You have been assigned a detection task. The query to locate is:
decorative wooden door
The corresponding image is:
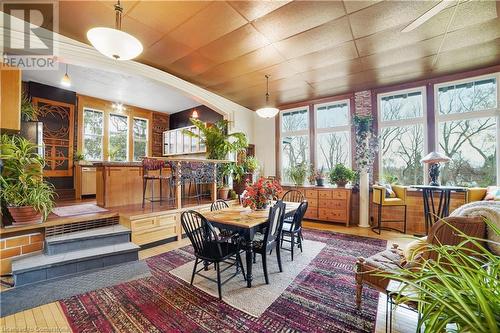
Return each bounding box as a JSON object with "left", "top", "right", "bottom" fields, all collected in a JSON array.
[{"left": 32, "top": 97, "right": 75, "bottom": 177}]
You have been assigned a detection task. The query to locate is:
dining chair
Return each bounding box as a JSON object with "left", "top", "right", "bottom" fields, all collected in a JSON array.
[
  {"left": 180, "top": 210, "right": 246, "bottom": 300},
  {"left": 281, "top": 189, "right": 305, "bottom": 203},
  {"left": 211, "top": 199, "right": 229, "bottom": 211},
  {"left": 281, "top": 201, "right": 308, "bottom": 261},
  {"left": 251, "top": 201, "right": 286, "bottom": 284}
]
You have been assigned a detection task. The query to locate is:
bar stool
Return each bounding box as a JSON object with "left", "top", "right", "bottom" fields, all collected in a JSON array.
[
  {"left": 371, "top": 185, "right": 407, "bottom": 234},
  {"left": 142, "top": 158, "right": 175, "bottom": 208}
]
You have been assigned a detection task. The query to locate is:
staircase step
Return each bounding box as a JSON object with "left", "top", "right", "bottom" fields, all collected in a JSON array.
[
  {"left": 12, "top": 242, "right": 140, "bottom": 286},
  {"left": 45, "top": 225, "right": 131, "bottom": 255}
]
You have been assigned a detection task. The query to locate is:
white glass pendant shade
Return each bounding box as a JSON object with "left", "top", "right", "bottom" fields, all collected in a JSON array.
[
  {"left": 87, "top": 27, "right": 143, "bottom": 61},
  {"left": 256, "top": 106, "right": 279, "bottom": 118},
  {"left": 60, "top": 73, "right": 71, "bottom": 87}
]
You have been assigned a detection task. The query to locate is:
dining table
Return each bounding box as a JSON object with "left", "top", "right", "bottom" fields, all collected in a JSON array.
[{"left": 203, "top": 201, "right": 300, "bottom": 288}]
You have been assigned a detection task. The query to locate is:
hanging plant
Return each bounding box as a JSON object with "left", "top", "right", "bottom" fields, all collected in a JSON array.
[{"left": 353, "top": 114, "right": 378, "bottom": 181}]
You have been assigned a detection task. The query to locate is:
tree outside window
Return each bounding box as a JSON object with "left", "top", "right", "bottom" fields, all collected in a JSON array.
[
  {"left": 83, "top": 108, "right": 104, "bottom": 160},
  {"left": 280, "top": 108, "right": 309, "bottom": 183},
  {"left": 133, "top": 118, "right": 148, "bottom": 161},
  {"left": 109, "top": 114, "right": 128, "bottom": 161},
  {"left": 437, "top": 78, "right": 497, "bottom": 187}
]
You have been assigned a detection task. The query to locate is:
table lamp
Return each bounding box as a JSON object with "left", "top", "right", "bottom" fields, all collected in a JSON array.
[{"left": 421, "top": 152, "right": 451, "bottom": 186}]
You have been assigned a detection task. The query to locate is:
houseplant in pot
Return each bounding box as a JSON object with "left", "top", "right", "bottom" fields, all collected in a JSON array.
[
  {"left": 329, "top": 163, "right": 355, "bottom": 187},
  {"left": 233, "top": 155, "right": 260, "bottom": 194},
  {"left": 0, "top": 134, "right": 55, "bottom": 225},
  {"left": 242, "top": 177, "right": 282, "bottom": 210},
  {"left": 218, "top": 162, "right": 243, "bottom": 200},
  {"left": 286, "top": 162, "right": 308, "bottom": 186},
  {"left": 313, "top": 167, "right": 326, "bottom": 186},
  {"left": 183, "top": 119, "right": 248, "bottom": 160}
]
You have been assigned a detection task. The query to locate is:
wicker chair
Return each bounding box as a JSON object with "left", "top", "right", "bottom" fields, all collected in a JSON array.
[{"left": 355, "top": 215, "right": 486, "bottom": 309}]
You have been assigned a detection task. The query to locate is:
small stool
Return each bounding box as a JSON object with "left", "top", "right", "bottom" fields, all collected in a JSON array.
[
  {"left": 142, "top": 158, "right": 175, "bottom": 208},
  {"left": 371, "top": 185, "right": 407, "bottom": 235}
]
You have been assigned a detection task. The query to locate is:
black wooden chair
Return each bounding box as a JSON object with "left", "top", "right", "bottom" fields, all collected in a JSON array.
[
  {"left": 180, "top": 210, "right": 246, "bottom": 300},
  {"left": 281, "top": 200, "right": 308, "bottom": 261},
  {"left": 210, "top": 199, "right": 229, "bottom": 211},
  {"left": 281, "top": 189, "right": 305, "bottom": 203},
  {"left": 251, "top": 201, "right": 286, "bottom": 284},
  {"left": 210, "top": 199, "right": 237, "bottom": 241}
]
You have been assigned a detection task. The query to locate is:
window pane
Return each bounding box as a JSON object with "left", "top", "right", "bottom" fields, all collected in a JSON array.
[
  {"left": 317, "top": 132, "right": 350, "bottom": 170},
  {"left": 281, "top": 108, "right": 308, "bottom": 132},
  {"left": 316, "top": 103, "right": 349, "bottom": 128},
  {"left": 439, "top": 117, "right": 496, "bottom": 187},
  {"left": 281, "top": 135, "right": 309, "bottom": 182},
  {"left": 83, "top": 109, "right": 103, "bottom": 160},
  {"left": 438, "top": 78, "right": 497, "bottom": 115},
  {"left": 380, "top": 91, "right": 423, "bottom": 121},
  {"left": 133, "top": 118, "right": 147, "bottom": 161},
  {"left": 109, "top": 114, "right": 128, "bottom": 161},
  {"left": 380, "top": 124, "right": 424, "bottom": 185}
]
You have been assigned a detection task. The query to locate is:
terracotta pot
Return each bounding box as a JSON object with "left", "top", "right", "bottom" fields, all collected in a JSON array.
[
  {"left": 218, "top": 187, "right": 230, "bottom": 200},
  {"left": 7, "top": 206, "right": 43, "bottom": 225}
]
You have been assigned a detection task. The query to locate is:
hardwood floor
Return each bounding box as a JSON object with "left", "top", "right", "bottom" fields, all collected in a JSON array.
[{"left": 1, "top": 221, "right": 418, "bottom": 333}]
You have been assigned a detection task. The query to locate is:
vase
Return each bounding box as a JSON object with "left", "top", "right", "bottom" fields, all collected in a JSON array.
[
  {"left": 316, "top": 178, "right": 325, "bottom": 186},
  {"left": 254, "top": 202, "right": 269, "bottom": 211}
]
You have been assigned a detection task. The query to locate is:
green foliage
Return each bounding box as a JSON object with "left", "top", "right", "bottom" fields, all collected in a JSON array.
[
  {"left": 329, "top": 163, "right": 355, "bottom": 184},
  {"left": 382, "top": 173, "right": 399, "bottom": 185},
  {"left": 379, "top": 219, "right": 500, "bottom": 333},
  {"left": 0, "top": 134, "right": 55, "bottom": 220},
  {"left": 220, "top": 162, "right": 245, "bottom": 185},
  {"left": 228, "top": 189, "right": 238, "bottom": 200},
  {"left": 243, "top": 156, "right": 259, "bottom": 173},
  {"left": 286, "top": 162, "right": 308, "bottom": 186},
  {"left": 74, "top": 151, "right": 85, "bottom": 162},
  {"left": 20, "top": 93, "right": 39, "bottom": 121},
  {"left": 183, "top": 119, "right": 248, "bottom": 160}
]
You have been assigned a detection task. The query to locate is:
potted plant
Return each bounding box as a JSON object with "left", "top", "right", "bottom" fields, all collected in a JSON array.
[
  {"left": 183, "top": 119, "right": 248, "bottom": 160},
  {"left": 286, "top": 162, "right": 308, "bottom": 186},
  {"left": 242, "top": 177, "right": 282, "bottom": 210},
  {"left": 233, "top": 155, "right": 260, "bottom": 194},
  {"left": 329, "top": 163, "right": 355, "bottom": 187},
  {"left": 0, "top": 134, "right": 55, "bottom": 225},
  {"left": 313, "top": 167, "right": 326, "bottom": 186}
]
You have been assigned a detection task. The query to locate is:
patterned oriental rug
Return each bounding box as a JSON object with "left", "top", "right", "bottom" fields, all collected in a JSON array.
[{"left": 60, "top": 230, "right": 386, "bottom": 333}]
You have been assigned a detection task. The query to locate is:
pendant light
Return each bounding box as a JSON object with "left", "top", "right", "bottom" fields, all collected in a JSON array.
[
  {"left": 87, "top": 0, "right": 143, "bottom": 61},
  {"left": 60, "top": 64, "right": 71, "bottom": 87},
  {"left": 256, "top": 75, "right": 279, "bottom": 118},
  {"left": 191, "top": 109, "right": 199, "bottom": 119}
]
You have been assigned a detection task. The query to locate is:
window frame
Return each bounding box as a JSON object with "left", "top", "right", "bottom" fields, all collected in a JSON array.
[
  {"left": 434, "top": 73, "right": 500, "bottom": 185},
  {"left": 132, "top": 116, "right": 149, "bottom": 162},
  {"left": 377, "top": 86, "right": 428, "bottom": 183},
  {"left": 82, "top": 107, "right": 104, "bottom": 161},
  {"left": 314, "top": 99, "right": 352, "bottom": 169},
  {"left": 108, "top": 112, "right": 130, "bottom": 162}
]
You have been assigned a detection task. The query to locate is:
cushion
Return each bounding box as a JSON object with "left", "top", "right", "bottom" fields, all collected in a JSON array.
[
  {"left": 385, "top": 184, "right": 396, "bottom": 198},
  {"left": 403, "top": 236, "right": 428, "bottom": 261},
  {"left": 484, "top": 186, "right": 500, "bottom": 201}
]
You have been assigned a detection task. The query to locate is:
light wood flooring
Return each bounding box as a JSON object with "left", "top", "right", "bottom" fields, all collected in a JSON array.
[{"left": 1, "top": 221, "right": 419, "bottom": 333}]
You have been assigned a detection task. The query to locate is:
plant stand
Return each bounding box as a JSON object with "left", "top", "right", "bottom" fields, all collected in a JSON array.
[{"left": 359, "top": 170, "right": 370, "bottom": 228}]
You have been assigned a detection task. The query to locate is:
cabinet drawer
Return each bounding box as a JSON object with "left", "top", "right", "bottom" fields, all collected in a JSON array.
[
  {"left": 318, "top": 208, "right": 347, "bottom": 221},
  {"left": 332, "top": 190, "right": 348, "bottom": 200},
  {"left": 131, "top": 217, "right": 156, "bottom": 231},
  {"left": 156, "top": 214, "right": 176, "bottom": 226},
  {"left": 318, "top": 199, "right": 346, "bottom": 209},
  {"left": 307, "top": 198, "right": 318, "bottom": 208},
  {"left": 318, "top": 191, "right": 332, "bottom": 199},
  {"left": 304, "top": 209, "right": 318, "bottom": 219},
  {"left": 305, "top": 190, "right": 317, "bottom": 199},
  {"left": 132, "top": 225, "right": 177, "bottom": 245}
]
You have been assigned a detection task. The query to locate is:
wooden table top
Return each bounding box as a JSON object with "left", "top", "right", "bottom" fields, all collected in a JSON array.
[{"left": 204, "top": 202, "right": 300, "bottom": 229}]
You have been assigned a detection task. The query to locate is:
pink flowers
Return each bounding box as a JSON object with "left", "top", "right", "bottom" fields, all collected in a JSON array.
[{"left": 242, "top": 177, "right": 282, "bottom": 210}]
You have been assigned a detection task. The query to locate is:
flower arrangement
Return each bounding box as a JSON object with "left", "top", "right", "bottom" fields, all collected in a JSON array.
[
  {"left": 353, "top": 114, "right": 378, "bottom": 175},
  {"left": 242, "top": 177, "right": 282, "bottom": 210}
]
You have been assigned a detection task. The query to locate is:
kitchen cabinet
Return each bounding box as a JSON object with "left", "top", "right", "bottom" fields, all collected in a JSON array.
[{"left": 0, "top": 65, "right": 21, "bottom": 131}]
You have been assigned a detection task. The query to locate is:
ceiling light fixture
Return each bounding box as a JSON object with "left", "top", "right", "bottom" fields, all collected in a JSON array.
[
  {"left": 112, "top": 102, "right": 125, "bottom": 112},
  {"left": 60, "top": 64, "right": 71, "bottom": 87},
  {"left": 87, "top": 0, "right": 143, "bottom": 60},
  {"left": 191, "top": 109, "right": 199, "bottom": 119},
  {"left": 256, "top": 75, "right": 279, "bottom": 118}
]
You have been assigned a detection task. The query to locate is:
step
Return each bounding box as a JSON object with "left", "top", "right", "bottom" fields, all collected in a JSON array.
[
  {"left": 12, "top": 242, "right": 140, "bottom": 286},
  {"left": 45, "top": 225, "right": 131, "bottom": 255}
]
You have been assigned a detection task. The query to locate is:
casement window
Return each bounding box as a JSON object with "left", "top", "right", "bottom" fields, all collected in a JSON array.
[
  {"left": 82, "top": 108, "right": 104, "bottom": 161},
  {"left": 315, "top": 100, "right": 351, "bottom": 171},
  {"left": 377, "top": 88, "right": 427, "bottom": 185},
  {"left": 108, "top": 113, "right": 129, "bottom": 161},
  {"left": 280, "top": 106, "right": 310, "bottom": 183},
  {"left": 133, "top": 117, "right": 148, "bottom": 161},
  {"left": 435, "top": 75, "right": 499, "bottom": 186}
]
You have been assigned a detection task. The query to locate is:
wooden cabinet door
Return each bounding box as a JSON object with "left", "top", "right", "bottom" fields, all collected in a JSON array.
[{"left": 0, "top": 65, "right": 21, "bottom": 131}]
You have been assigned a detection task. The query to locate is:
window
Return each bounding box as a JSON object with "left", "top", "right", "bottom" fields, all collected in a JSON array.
[
  {"left": 280, "top": 107, "right": 309, "bottom": 182},
  {"left": 82, "top": 108, "right": 104, "bottom": 161},
  {"left": 315, "top": 100, "right": 351, "bottom": 170},
  {"left": 109, "top": 114, "right": 129, "bottom": 161},
  {"left": 436, "top": 76, "right": 498, "bottom": 186},
  {"left": 378, "top": 88, "right": 426, "bottom": 185},
  {"left": 133, "top": 117, "right": 148, "bottom": 161}
]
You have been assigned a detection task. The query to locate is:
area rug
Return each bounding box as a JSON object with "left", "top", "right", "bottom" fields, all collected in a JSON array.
[
  {"left": 60, "top": 230, "right": 386, "bottom": 332},
  {"left": 52, "top": 203, "right": 108, "bottom": 217},
  {"left": 0, "top": 260, "right": 150, "bottom": 317},
  {"left": 170, "top": 239, "right": 326, "bottom": 317}
]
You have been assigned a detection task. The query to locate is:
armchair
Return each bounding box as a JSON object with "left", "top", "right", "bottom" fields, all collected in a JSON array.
[
  {"left": 371, "top": 185, "right": 407, "bottom": 234},
  {"left": 466, "top": 187, "right": 487, "bottom": 203}
]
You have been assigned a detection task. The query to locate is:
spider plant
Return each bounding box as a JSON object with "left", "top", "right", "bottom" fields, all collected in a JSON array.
[
  {"left": 183, "top": 119, "right": 248, "bottom": 160},
  {"left": 380, "top": 218, "right": 500, "bottom": 333},
  {"left": 21, "top": 93, "right": 39, "bottom": 121}
]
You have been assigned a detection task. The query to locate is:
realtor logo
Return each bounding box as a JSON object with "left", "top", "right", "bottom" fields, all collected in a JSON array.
[{"left": 1, "top": 1, "right": 59, "bottom": 70}]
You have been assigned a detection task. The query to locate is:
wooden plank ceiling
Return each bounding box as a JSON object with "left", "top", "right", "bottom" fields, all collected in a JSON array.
[{"left": 59, "top": 1, "right": 500, "bottom": 110}]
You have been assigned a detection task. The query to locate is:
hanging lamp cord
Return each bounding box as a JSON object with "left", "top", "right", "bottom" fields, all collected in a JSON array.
[
  {"left": 265, "top": 75, "right": 270, "bottom": 103},
  {"left": 114, "top": 0, "right": 123, "bottom": 30}
]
